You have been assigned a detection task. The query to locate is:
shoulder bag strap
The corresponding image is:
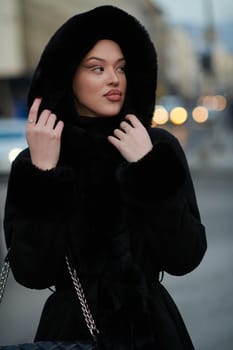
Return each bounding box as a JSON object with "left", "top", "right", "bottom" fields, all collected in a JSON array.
[
  {"left": 0, "top": 251, "right": 99, "bottom": 341},
  {"left": 0, "top": 255, "right": 10, "bottom": 305},
  {"left": 65, "top": 256, "right": 99, "bottom": 339}
]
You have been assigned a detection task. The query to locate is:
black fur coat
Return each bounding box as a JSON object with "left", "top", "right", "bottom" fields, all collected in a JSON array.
[{"left": 4, "top": 6, "right": 207, "bottom": 349}]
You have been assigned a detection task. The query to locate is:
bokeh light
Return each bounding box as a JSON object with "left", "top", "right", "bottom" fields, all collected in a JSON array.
[
  {"left": 192, "top": 106, "right": 209, "bottom": 123},
  {"left": 8, "top": 148, "right": 22, "bottom": 163},
  {"left": 170, "top": 107, "right": 188, "bottom": 125},
  {"left": 152, "top": 105, "right": 169, "bottom": 126},
  {"left": 197, "top": 95, "right": 227, "bottom": 111}
]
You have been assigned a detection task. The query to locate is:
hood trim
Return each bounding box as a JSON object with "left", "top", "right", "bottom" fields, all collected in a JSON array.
[{"left": 28, "top": 5, "right": 158, "bottom": 127}]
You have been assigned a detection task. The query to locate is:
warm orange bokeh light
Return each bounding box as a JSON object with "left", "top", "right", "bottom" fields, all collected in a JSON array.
[
  {"left": 170, "top": 107, "right": 188, "bottom": 125},
  {"left": 197, "top": 95, "right": 227, "bottom": 111},
  {"left": 192, "top": 106, "right": 209, "bottom": 123},
  {"left": 215, "top": 95, "right": 227, "bottom": 111},
  {"left": 152, "top": 106, "right": 169, "bottom": 126}
]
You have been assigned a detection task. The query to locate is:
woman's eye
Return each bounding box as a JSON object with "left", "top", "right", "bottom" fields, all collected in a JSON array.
[
  {"left": 88, "top": 65, "right": 125, "bottom": 73},
  {"left": 92, "top": 66, "right": 104, "bottom": 73},
  {"left": 117, "top": 66, "right": 126, "bottom": 73}
]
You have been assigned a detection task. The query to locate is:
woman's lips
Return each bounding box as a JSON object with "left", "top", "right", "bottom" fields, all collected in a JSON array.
[{"left": 104, "top": 90, "right": 122, "bottom": 102}]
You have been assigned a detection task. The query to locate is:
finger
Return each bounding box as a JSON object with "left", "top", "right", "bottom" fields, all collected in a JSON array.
[
  {"left": 28, "top": 97, "right": 42, "bottom": 124},
  {"left": 54, "top": 120, "right": 64, "bottom": 137},
  {"left": 46, "top": 113, "right": 57, "bottom": 130},
  {"left": 36, "top": 109, "right": 52, "bottom": 126},
  {"left": 113, "top": 128, "right": 126, "bottom": 140},
  {"left": 120, "top": 121, "right": 133, "bottom": 133},
  {"left": 107, "top": 135, "right": 121, "bottom": 148},
  {"left": 125, "top": 114, "right": 142, "bottom": 127}
]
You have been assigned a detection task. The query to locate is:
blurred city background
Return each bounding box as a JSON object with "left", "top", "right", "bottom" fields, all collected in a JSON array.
[{"left": 0, "top": 0, "right": 232, "bottom": 348}]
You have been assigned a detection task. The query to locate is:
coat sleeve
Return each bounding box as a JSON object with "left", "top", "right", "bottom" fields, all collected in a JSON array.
[
  {"left": 116, "top": 128, "right": 207, "bottom": 276},
  {"left": 3, "top": 148, "right": 75, "bottom": 289}
]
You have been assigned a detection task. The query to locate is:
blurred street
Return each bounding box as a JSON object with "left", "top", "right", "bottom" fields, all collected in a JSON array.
[{"left": 0, "top": 165, "right": 233, "bottom": 349}]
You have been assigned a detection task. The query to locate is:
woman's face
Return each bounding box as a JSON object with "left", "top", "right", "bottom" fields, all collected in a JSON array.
[{"left": 72, "top": 39, "right": 127, "bottom": 117}]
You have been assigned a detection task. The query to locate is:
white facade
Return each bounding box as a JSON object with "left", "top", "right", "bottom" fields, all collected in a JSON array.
[{"left": 0, "top": 0, "right": 25, "bottom": 76}]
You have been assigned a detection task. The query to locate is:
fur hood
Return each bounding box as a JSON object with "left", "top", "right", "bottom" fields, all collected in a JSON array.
[{"left": 27, "top": 5, "right": 158, "bottom": 127}]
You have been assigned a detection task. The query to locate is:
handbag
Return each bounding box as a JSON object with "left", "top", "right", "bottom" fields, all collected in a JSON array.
[{"left": 0, "top": 252, "right": 101, "bottom": 350}]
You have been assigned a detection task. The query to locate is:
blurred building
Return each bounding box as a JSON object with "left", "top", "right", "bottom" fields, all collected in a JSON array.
[
  {"left": 214, "top": 47, "right": 233, "bottom": 95},
  {"left": 164, "top": 27, "right": 200, "bottom": 99}
]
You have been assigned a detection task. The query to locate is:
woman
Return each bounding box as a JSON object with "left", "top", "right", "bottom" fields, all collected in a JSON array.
[{"left": 4, "top": 5, "right": 207, "bottom": 349}]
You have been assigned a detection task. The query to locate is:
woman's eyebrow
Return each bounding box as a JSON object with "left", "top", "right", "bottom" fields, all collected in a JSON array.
[{"left": 85, "top": 57, "right": 125, "bottom": 62}]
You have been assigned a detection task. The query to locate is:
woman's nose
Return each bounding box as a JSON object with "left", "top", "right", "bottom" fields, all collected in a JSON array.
[{"left": 107, "top": 68, "right": 119, "bottom": 85}]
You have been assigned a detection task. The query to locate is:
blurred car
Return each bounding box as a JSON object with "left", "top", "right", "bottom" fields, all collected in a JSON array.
[{"left": 0, "top": 118, "right": 27, "bottom": 174}]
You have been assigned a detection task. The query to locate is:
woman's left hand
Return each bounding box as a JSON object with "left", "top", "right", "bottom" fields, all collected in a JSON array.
[{"left": 108, "top": 114, "right": 153, "bottom": 162}]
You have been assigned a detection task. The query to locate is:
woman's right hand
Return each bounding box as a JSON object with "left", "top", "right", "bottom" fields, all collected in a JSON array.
[{"left": 26, "top": 97, "right": 64, "bottom": 170}]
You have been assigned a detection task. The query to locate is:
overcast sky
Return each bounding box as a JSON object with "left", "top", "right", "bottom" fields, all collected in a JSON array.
[{"left": 155, "top": 0, "right": 233, "bottom": 25}]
